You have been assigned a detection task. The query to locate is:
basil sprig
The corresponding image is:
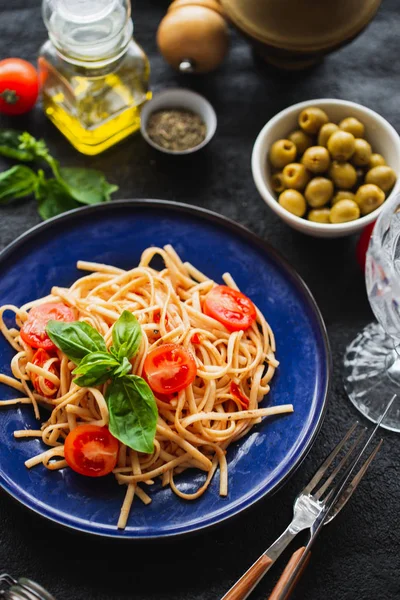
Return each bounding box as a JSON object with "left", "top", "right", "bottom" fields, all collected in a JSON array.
[
  {"left": 0, "top": 130, "right": 118, "bottom": 220},
  {"left": 73, "top": 351, "right": 120, "bottom": 387},
  {"left": 112, "top": 356, "right": 133, "bottom": 378},
  {"left": 46, "top": 311, "right": 157, "bottom": 453}
]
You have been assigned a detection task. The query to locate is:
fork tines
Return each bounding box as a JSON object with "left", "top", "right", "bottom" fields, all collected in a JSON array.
[{"left": 302, "top": 422, "right": 382, "bottom": 511}]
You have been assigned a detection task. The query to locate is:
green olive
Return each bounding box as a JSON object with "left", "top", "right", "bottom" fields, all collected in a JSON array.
[
  {"left": 351, "top": 138, "right": 372, "bottom": 167},
  {"left": 308, "top": 208, "right": 331, "bottom": 223},
  {"left": 339, "top": 117, "right": 365, "bottom": 138},
  {"left": 369, "top": 153, "right": 386, "bottom": 169},
  {"left": 269, "top": 139, "right": 297, "bottom": 169},
  {"left": 327, "top": 131, "right": 355, "bottom": 161},
  {"left": 329, "top": 199, "right": 360, "bottom": 223},
  {"left": 288, "top": 130, "right": 313, "bottom": 155},
  {"left": 282, "top": 163, "right": 310, "bottom": 190},
  {"left": 355, "top": 184, "right": 385, "bottom": 216},
  {"left": 298, "top": 107, "right": 329, "bottom": 134},
  {"left": 278, "top": 189, "right": 306, "bottom": 217},
  {"left": 271, "top": 172, "right": 286, "bottom": 193},
  {"left": 305, "top": 177, "right": 334, "bottom": 207},
  {"left": 271, "top": 171, "right": 286, "bottom": 194},
  {"left": 329, "top": 161, "right": 357, "bottom": 189},
  {"left": 318, "top": 123, "right": 339, "bottom": 147},
  {"left": 301, "top": 146, "right": 331, "bottom": 173},
  {"left": 365, "top": 166, "right": 397, "bottom": 193},
  {"left": 332, "top": 191, "right": 356, "bottom": 205}
]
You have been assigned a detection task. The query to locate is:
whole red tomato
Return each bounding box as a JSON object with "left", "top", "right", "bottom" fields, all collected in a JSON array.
[
  {"left": 356, "top": 221, "right": 376, "bottom": 270},
  {"left": 0, "top": 58, "right": 39, "bottom": 115}
]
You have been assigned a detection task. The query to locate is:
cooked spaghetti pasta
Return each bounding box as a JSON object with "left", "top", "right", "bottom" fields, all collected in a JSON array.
[{"left": 0, "top": 245, "right": 293, "bottom": 529}]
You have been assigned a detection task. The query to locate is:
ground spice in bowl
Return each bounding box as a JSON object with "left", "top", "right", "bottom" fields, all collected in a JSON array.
[{"left": 146, "top": 108, "right": 207, "bottom": 152}]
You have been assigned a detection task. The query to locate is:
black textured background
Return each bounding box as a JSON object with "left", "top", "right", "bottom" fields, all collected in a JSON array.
[{"left": 0, "top": 1, "right": 399, "bottom": 599}]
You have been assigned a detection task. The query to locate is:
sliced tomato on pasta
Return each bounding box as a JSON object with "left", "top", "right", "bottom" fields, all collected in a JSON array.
[
  {"left": 203, "top": 285, "right": 257, "bottom": 332},
  {"left": 154, "top": 309, "right": 169, "bottom": 325},
  {"left": 230, "top": 382, "right": 250, "bottom": 409},
  {"left": 30, "top": 348, "right": 59, "bottom": 397},
  {"left": 143, "top": 343, "right": 197, "bottom": 395},
  {"left": 64, "top": 425, "right": 119, "bottom": 477},
  {"left": 20, "top": 303, "right": 75, "bottom": 350}
]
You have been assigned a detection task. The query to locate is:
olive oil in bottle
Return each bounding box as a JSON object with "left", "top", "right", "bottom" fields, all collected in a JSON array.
[{"left": 39, "top": 0, "right": 151, "bottom": 155}]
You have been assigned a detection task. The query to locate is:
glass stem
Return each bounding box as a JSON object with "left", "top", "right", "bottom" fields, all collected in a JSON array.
[{"left": 385, "top": 344, "right": 400, "bottom": 386}]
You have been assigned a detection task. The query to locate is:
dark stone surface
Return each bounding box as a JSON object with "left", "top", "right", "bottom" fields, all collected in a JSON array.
[{"left": 0, "top": 1, "right": 399, "bottom": 599}]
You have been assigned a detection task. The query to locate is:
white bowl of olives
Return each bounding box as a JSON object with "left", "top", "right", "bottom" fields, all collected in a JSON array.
[{"left": 252, "top": 99, "right": 400, "bottom": 237}]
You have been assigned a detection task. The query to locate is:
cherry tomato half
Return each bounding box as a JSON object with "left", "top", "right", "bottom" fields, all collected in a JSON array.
[
  {"left": 20, "top": 303, "right": 75, "bottom": 350},
  {"left": 143, "top": 343, "right": 197, "bottom": 395},
  {"left": 30, "top": 348, "right": 59, "bottom": 397},
  {"left": 356, "top": 221, "right": 376, "bottom": 271},
  {"left": 141, "top": 371, "right": 176, "bottom": 404},
  {"left": 64, "top": 425, "right": 119, "bottom": 478},
  {"left": 203, "top": 285, "right": 257, "bottom": 332},
  {"left": 0, "top": 58, "right": 39, "bottom": 115}
]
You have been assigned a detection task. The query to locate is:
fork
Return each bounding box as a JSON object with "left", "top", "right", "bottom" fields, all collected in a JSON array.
[
  {"left": 0, "top": 573, "right": 56, "bottom": 599},
  {"left": 221, "top": 422, "right": 382, "bottom": 600}
]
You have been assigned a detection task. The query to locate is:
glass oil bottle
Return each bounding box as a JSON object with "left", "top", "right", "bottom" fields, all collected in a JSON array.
[{"left": 39, "top": 0, "right": 151, "bottom": 155}]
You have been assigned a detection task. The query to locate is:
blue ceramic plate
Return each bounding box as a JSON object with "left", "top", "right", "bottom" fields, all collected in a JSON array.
[{"left": 0, "top": 200, "right": 330, "bottom": 539}]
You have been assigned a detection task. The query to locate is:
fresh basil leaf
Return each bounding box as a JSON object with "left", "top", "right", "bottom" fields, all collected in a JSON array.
[
  {"left": 102, "top": 180, "right": 119, "bottom": 200},
  {"left": 18, "top": 132, "right": 53, "bottom": 162},
  {"left": 35, "top": 178, "right": 80, "bottom": 220},
  {"left": 111, "top": 310, "right": 142, "bottom": 361},
  {"left": 0, "top": 129, "right": 36, "bottom": 161},
  {"left": 106, "top": 375, "right": 157, "bottom": 454},
  {"left": 72, "top": 351, "right": 120, "bottom": 387},
  {"left": 112, "top": 356, "right": 132, "bottom": 378},
  {"left": 46, "top": 320, "right": 107, "bottom": 365},
  {"left": 0, "top": 165, "right": 38, "bottom": 204},
  {"left": 110, "top": 347, "right": 119, "bottom": 360},
  {"left": 59, "top": 167, "right": 118, "bottom": 205}
]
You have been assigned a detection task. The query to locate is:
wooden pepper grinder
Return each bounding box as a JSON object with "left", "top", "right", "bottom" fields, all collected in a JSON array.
[{"left": 157, "top": 0, "right": 230, "bottom": 73}]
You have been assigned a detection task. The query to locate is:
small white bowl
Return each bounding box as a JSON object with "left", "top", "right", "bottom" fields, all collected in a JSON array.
[
  {"left": 252, "top": 99, "right": 400, "bottom": 238},
  {"left": 140, "top": 88, "right": 217, "bottom": 155}
]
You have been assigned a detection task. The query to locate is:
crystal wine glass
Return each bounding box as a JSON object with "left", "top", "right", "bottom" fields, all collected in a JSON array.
[{"left": 344, "top": 192, "right": 400, "bottom": 432}]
